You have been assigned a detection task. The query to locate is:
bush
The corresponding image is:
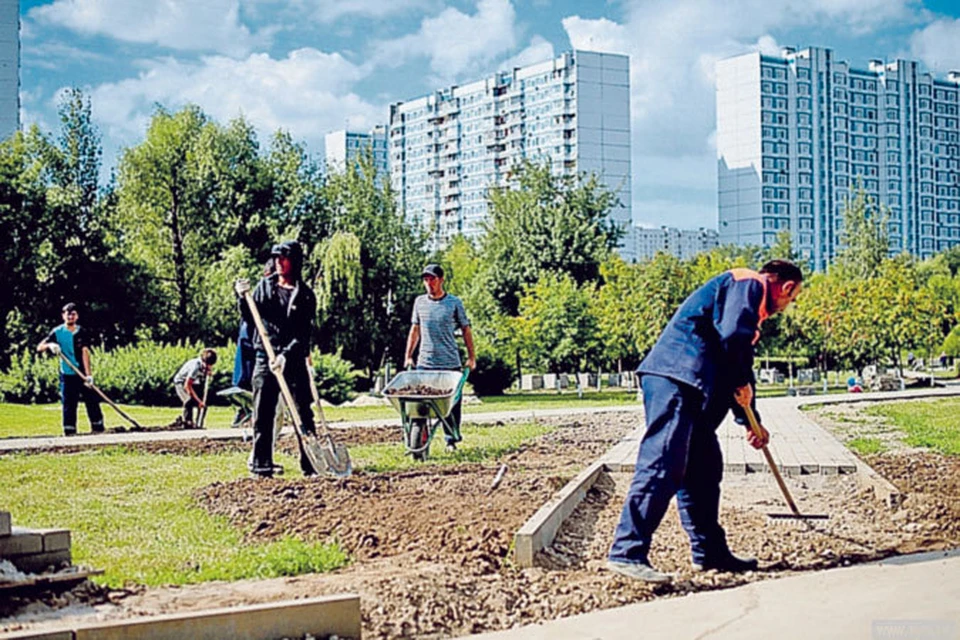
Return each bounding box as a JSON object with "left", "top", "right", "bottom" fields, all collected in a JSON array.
[
  {"left": 0, "top": 350, "right": 59, "bottom": 403},
  {"left": 310, "top": 348, "right": 362, "bottom": 405},
  {"left": 470, "top": 353, "right": 516, "bottom": 396}
]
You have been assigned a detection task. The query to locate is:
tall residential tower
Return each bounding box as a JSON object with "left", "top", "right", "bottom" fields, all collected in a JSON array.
[
  {"left": 323, "top": 125, "right": 388, "bottom": 178},
  {"left": 389, "top": 50, "right": 633, "bottom": 259},
  {"left": 0, "top": 0, "right": 18, "bottom": 140},
  {"left": 718, "top": 46, "right": 960, "bottom": 269}
]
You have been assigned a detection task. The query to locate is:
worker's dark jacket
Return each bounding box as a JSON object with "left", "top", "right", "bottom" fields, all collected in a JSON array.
[
  {"left": 637, "top": 268, "right": 769, "bottom": 423},
  {"left": 239, "top": 275, "right": 316, "bottom": 361}
]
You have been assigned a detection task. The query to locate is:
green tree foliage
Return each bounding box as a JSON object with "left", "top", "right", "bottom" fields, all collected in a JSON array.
[
  {"left": 318, "top": 153, "right": 426, "bottom": 375},
  {"left": 481, "top": 162, "right": 622, "bottom": 315},
  {"left": 513, "top": 272, "right": 600, "bottom": 373},
  {"left": 834, "top": 187, "right": 890, "bottom": 279}
]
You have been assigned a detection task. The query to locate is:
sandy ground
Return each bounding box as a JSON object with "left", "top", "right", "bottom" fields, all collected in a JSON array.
[{"left": 2, "top": 409, "right": 960, "bottom": 639}]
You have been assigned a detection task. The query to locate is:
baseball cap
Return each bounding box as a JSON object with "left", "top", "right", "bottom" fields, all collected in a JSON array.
[
  {"left": 62, "top": 303, "right": 78, "bottom": 313},
  {"left": 422, "top": 264, "right": 444, "bottom": 278}
]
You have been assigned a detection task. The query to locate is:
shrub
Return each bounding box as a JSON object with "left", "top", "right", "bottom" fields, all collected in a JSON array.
[
  {"left": 0, "top": 350, "right": 59, "bottom": 403},
  {"left": 310, "top": 348, "right": 362, "bottom": 405},
  {"left": 470, "top": 353, "right": 516, "bottom": 396}
]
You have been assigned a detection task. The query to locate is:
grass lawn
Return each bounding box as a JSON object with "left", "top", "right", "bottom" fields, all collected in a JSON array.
[
  {"left": 862, "top": 398, "right": 960, "bottom": 455},
  {"left": 0, "top": 390, "right": 639, "bottom": 438},
  {"left": 0, "top": 421, "right": 554, "bottom": 587}
]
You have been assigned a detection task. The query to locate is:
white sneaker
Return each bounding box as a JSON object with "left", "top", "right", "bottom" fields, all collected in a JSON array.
[{"left": 606, "top": 560, "right": 673, "bottom": 583}]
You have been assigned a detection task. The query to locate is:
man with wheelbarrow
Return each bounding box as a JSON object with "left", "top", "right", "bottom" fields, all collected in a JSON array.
[
  {"left": 404, "top": 263, "right": 476, "bottom": 452},
  {"left": 235, "top": 240, "right": 317, "bottom": 478}
]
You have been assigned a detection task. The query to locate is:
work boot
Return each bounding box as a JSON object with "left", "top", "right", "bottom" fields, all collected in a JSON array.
[
  {"left": 605, "top": 560, "right": 673, "bottom": 583},
  {"left": 445, "top": 440, "right": 457, "bottom": 453},
  {"left": 63, "top": 426, "right": 77, "bottom": 437},
  {"left": 693, "top": 553, "right": 758, "bottom": 573},
  {"left": 91, "top": 422, "right": 105, "bottom": 434}
]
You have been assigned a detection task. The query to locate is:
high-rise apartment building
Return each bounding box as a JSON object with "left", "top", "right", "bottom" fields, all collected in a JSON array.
[
  {"left": 718, "top": 46, "right": 960, "bottom": 270},
  {"left": 324, "top": 126, "right": 388, "bottom": 178},
  {"left": 0, "top": 0, "right": 18, "bottom": 141},
  {"left": 388, "top": 50, "right": 632, "bottom": 259},
  {"left": 633, "top": 226, "right": 719, "bottom": 262}
]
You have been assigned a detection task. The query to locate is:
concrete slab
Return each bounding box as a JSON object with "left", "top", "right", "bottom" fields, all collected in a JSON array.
[
  {"left": 467, "top": 552, "right": 960, "bottom": 640},
  {"left": 72, "top": 594, "right": 360, "bottom": 640},
  {"left": 0, "top": 630, "right": 74, "bottom": 640},
  {"left": 0, "top": 511, "right": 10, "bottom": 537},
  {"left": 6, "top": 549, "right": 71, "bottom": 574},
  {"left": 36, "top": 529, "right": 71, "bottom": 553},
  {"left": 0, "top": 528, "right": 43, "bottom": 556},
  {"left": 514, "top": 461, "right": 605, "bottom": 567}
]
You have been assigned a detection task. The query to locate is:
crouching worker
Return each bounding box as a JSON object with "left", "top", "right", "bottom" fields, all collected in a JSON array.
[
  {"left": 37, "top": 302, "right": 105, "bottom": 436},
  {"left": 173, "top": 348, "right": 217, "bottom": 427}
]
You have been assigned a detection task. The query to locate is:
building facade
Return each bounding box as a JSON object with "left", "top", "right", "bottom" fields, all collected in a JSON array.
[
  {"left": 718, "top": 46, "right": 960, "bottom": 270},
  {"left": 324, "top": 126, "right": 388, "bottom": 178},
  {"left": 0, "top": 0, "right": 18, "bottom": 141},
  {"left": 633, "top": 226, "right": 719, "bottom": 262},
  {"left": 388, "top": 50, "right": 633, "bottom": 259}
]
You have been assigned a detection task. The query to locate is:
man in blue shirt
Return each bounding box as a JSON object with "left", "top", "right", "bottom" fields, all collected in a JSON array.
[
  {"left": 37, "top": 303, "right": 104, "bottom": 436},
  {"left": 404, "top": 263, "right": 476, "bottom": 451},
  {"left": 607, "top": 260, "right": 803, "bottom": 583}
]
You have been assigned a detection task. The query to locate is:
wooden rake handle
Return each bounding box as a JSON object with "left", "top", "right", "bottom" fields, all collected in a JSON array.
[{"left": 743, "top": 403, "right": 801, "bottom": 517}]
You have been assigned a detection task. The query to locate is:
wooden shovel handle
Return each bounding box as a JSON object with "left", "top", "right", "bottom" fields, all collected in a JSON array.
[{"left": 743, "top": 403, "right": 801, "bottom": 516}]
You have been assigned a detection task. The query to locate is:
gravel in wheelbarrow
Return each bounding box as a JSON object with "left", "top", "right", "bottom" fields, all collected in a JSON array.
[{"left": 383, "top": 384, "right": 448, "bottom": 396}]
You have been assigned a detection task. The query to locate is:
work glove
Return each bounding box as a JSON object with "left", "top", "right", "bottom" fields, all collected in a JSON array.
[
  {"left": 270, "top": 354, "right": 286, "bottom": 374},
  {"left": 47, "top": 343, "right": 61, "bottom": 355},
  {"left": 234, "top": 278, "right": 251, "bottom": 297},
  {"left": 84, "top": 375, "right": 95, "bottom": 388}
]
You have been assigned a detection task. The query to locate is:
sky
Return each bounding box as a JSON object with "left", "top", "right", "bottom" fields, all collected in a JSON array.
[{"left": 16, "top": 0, "right": 960, "bottom": 230}]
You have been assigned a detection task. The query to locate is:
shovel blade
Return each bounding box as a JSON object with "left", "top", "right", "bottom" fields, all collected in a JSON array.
[{"left": 302, "top": 433, "right": 352, "bottom": 477}]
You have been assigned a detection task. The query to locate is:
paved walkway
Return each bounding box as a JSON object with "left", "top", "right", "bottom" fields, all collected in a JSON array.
[
  {"left": 602, "top": 386, "right": 960, "bottom": 476},
  {"left": 468, "top": 550, "right": 960, "bottom": 640}
]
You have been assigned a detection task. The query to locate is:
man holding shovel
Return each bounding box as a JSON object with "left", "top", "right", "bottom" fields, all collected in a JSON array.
[
  {"left": 37, "top": 303, "right": 104, "bottom": 436},
  {"left": 607, "top": 260, "right": 803, "bottom": 583},
  {"left": 236, "top": 240, "right": 317, "bottom": 478}
]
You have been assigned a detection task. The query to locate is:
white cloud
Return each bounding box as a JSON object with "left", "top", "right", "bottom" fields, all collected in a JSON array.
[
  {"left": 84, "top": 49, "right": 383, "bottom": 153},
  {"left": 372, "top": 0, "right": 519, "bottom": 81},
  {"left": 909, "top": 18, "right": 960, "bottom": 74},
  {"left": 498, "top": 35, "right": 554, "bottom": 72},
  {"left": 29, "top": 0, "right": 268, "bottom": 57},
  {"left": 296, "top": 0, "right": 436, "bottom": 23},
  {"left": 562, "top": 0, "right": 921, "bottom": 228}
]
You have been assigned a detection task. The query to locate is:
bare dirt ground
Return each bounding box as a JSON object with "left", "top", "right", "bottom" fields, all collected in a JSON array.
[{"left": 3, "top": 409, "right": 960, "bottom": 639}]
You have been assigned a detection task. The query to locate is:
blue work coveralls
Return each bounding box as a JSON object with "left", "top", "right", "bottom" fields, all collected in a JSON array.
[{"left": 609, "top": 269, "right": 768, "bottom": 566}]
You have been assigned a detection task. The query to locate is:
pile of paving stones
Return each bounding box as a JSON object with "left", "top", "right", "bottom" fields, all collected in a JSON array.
[{"left": 0, "top": 510, "right": 71, "bottom": 575}]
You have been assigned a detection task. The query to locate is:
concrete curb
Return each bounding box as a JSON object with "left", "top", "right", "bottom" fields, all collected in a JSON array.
[
  {"left": 0, "top": 594, "right": 361, "bottom": 640},
  {"left": 514, "top": 460, "right": 606, "bottom": 567}
]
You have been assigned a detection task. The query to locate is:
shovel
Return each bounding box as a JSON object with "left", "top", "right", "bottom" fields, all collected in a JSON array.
[
  {"left": 305, "top": 357, "right": 352, "bottom": 477},
  {"left": 744, "top": 404, "right": 828, "bottom": 521},
  {"left": 56, "top": 352, "right": 142, "bottom": 429},
  {"left": 196, "top": 370, "right": 211, "bottom": 429},
  {"left": 241, "top": 289, "right": 337, "bottom": 477}
]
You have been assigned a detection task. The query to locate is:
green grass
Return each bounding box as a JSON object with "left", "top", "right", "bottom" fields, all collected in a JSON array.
[
  {"left": 1, "top": 390, "right": 638, "bottom": 438},
  {"left": 0, "top": 420, "right": 553, "bottom": 587},
  {"left": 0, "top": 447, "right": 346, "bottom": 587},
  {"left": 846, "top": 437, "right": 887, "bottom": 456},
  {"left": 862, "top": 399, "right": 960, "bottom": 455}
]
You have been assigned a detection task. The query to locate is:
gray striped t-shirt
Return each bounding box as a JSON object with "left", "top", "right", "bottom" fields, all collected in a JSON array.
[{"left": 411, "top": 293, "right": 470, "bottom": 370}]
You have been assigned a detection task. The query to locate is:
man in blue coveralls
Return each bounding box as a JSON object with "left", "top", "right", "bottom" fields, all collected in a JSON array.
[{"left": 607, "top": 260, "right": 803, "bottom": 583}]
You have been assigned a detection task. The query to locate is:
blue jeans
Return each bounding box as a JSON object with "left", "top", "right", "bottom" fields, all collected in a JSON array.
[
  {"left": 415, "top": 366, "right": 462, "bottom": 444},
  {"left": 608, "top": 374, "right": 731, "bottom": 566}
]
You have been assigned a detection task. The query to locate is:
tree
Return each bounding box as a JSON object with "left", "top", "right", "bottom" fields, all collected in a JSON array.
[
  {"left": 480, "top": 162, "right": 622, "bottom": 315},
  {"left": 833, "top": 186, "right": 890, "bottom": 279},
  {"left": 513, "top": 272, "right": 600, "bottom": 373}
]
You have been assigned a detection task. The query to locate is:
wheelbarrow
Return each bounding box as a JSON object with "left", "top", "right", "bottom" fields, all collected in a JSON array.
[{"left": 383, "top": 368, "right": 469, "bottom": 461}]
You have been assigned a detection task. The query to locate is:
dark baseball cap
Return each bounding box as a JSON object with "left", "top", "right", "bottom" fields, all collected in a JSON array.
[
  {"left": 62, "top": 303, "right": 78, "bottom": 313},
  {"left": 422, "top": 264, "right": 444, "bottom": 278}
]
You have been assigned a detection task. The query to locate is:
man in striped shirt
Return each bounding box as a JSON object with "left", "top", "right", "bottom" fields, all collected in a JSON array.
[{"left": 404, "top": 263, "right": 476, "bottom": 451}]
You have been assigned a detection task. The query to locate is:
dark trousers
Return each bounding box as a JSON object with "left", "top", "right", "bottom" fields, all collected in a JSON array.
[
  {"left": 60, "top": 373, "right": 104, "bottom": 434},
  {"left": 415, "top": 366, "right": 462, "bottom": 444},
  {"left": 182, "top": 397, "right": 199, "bottom": 424},
  {"left": 608, "top": 374, "right": 731, "bottom": 566},
  {"left": 251, "top": 355, "right": 314, "bottom": 476}
]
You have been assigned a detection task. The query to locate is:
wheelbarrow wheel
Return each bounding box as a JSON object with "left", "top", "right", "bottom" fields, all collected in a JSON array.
[{"left": 409, "top": 418, "right": 429, "bottom": 462}]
